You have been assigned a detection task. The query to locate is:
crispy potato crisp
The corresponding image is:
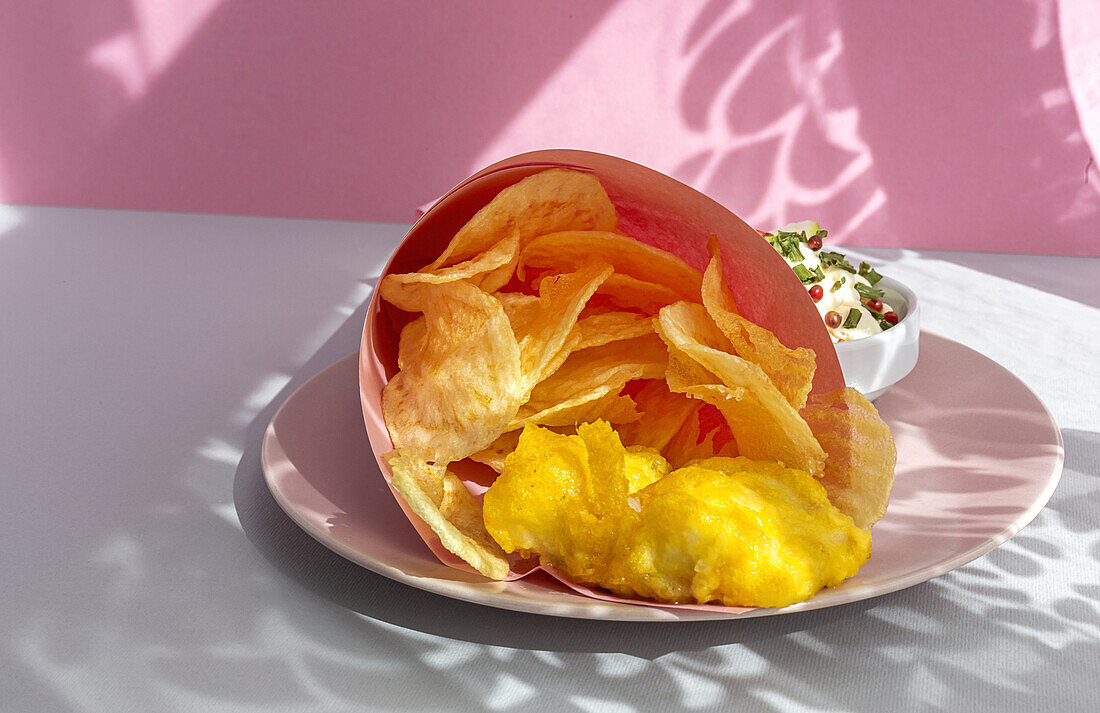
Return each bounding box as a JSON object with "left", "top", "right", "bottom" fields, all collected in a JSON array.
[
  {"left": 519, "top": 230, "right": 703, "bottom": 302},
  {"left": 379, "top": 278, "right": 524, "bottom": 462},
  {"left": 426, "top": 168, "right": 618, "bottom": 271},
  {"left": 702, "top": 237, "right": 817, "bottom": 410},
  {"left": 662, "top": 403, "right": 740, "bottom": 469},
  {"left": 802, "top": 387, "right": 897, "bottom": 528},
  {"left": 616, "top": 380, "right": 698, "bottom": 454},
  {"left": 592, "top": 273, "right": 682, "bottom": 314},
  {"left": 510, "top": 263, "right": 613, "bottom": 388},
  {"left": 387, "top": 451, "right": 510, "bottom": 579},
  {"left": 656, "top": 302, "right": 827, "bottom": 477}
]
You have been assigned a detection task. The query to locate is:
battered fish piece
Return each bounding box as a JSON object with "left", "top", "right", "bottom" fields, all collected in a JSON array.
[
  {"left": 483, "top": 422, "right": 871, "bottom": 608},
  {"left": 623, "top": 445, "right": 669, "bottom": 493},
  {"left": 482, "top": 421, "right": 634, "bottom": 581},
  {"left": 606, "top": 458, "right": 871, "bottom": 607}
]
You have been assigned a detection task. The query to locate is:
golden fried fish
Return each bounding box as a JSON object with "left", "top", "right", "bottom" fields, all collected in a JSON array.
[
  {"left": 483, "top": 422, "right": 870, "bottom": 608},
  {"left": 607, "top": 457, "right": 871, "bottom": 608}
]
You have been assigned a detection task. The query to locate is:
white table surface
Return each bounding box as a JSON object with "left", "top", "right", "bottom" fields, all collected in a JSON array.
[{"left": 2, "top": 204, "right": 1098, "bottom": 712}]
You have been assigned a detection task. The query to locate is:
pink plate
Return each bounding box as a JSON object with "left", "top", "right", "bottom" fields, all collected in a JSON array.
[{"left": 260, "top": 331, "right": 1064, "bottom": 621}]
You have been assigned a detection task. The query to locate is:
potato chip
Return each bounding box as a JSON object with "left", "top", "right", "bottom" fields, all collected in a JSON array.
[
  {"left": 656, "top": 302, "right": 826, "bottom": 477},
  {"left": 510, "top": 390, "right": 640, "bottom": 430},
  {"left": 396, "top": 316, "right": 426, "bottom": 372},
  {"left": 380, "top": 279, "right": 525, "bottom": 463},
  {"left": 615, "top": 380, "right": 698, "bottom": 453},
  {"left": 495, "top": 291, "right": 540, "bottom": 331},
  {"left": 801, "top": 387, "right": 897, "bottom": 528},
  {"left": 702, "top": 237, "right": 817, "bottom": 410},
  {"left": 371, "top": 159, "right": 892, "bottom": 599},
  {"left": 475, "top": 257, "right": 521, "bottom": 295},
  {"left": 518, "top": 231, "right": 703, "bottom": 302},
  {"left": 425, "top": 168, "right": 618, "bottom": 271},
  {"left": 468, "top": 429, "right": 523, "bottom": 473},
  {"left": 512, "top": 263, "right": 613, "bottom": 388},
  {"left": 694, "top": 403, "right": 738, "bottom": 454},
  {"left": 380, "top": 233, "right": 521, "bottom": 310},
  {"left": 566, "top": 310, "right": 655, "bottom": 352},
  {"left": 595, "top": 273, "right": 683, "bottom": 314},
  {"left": 509, "top": 334, "right": 668, "bottom": 430},
  {"left": 387, "top": 451, "right": 509, "bottom": 579},
  {"left": 525, "top": 310, "right": 655, "bottom": 390},
  {"left": 662, "top": 403, "right": 740, "bottom": 468},
  {"left": 537, "top": 271, "right": 682, "bottom": 315}
]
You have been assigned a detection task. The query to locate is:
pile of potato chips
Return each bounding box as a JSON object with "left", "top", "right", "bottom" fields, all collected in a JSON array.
[{"left": 378, "top": 168, "right": 896, "bottom": 604}]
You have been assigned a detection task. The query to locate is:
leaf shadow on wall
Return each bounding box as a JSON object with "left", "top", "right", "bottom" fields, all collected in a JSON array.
[
  {"left": 672, "top": 0, "right": 1099, "bottom": 253},
  {"left": 837, "top": 0, "right": 1098, "bottom": 252}
]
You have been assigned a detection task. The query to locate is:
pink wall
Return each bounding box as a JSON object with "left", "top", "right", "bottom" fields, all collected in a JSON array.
[{"left": 2, "top": 0, "right": 1098, "bottom": 255}]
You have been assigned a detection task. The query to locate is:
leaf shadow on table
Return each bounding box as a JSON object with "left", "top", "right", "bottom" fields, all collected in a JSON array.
[{"left": 233, "top": 291, "right": 1100, "bottom": 711}]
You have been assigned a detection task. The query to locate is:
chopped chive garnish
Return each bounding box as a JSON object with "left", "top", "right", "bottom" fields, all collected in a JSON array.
[
  {"left": 830, "top": 276, "right": 845, "bottom": 292},
  {"left": 867, "top": 308, "right": 884, "bottom": 320},
  {"left": 819, "top": 250, "right": 856, "bottom": 273},
  {"left": 858, "top": 262, "right": 883, "bottom": 285},
  {"left": 792, "top": 264, "right": 815, "bottom": 284},
  {"left": 843, "top": 308, "right": 862, "bottom": 329},
  {"left": 879, "top": 319, "right": 895, "bottom": 331},
  {"left": 817, "top": 229, "right": 828, "bottom": 238},
  {"left": 813, "top": 265, "right": 825, "bottom": 282},
  {"left": 854, "top": 282, "right": 885, "bottom": 300},
  {"left": 777, "top": 230, "right": 807, "bottom": 243},
  {"left": 767, "top": 231, "right": 813, "bottom": 264},
  {"left": 772, "top": 233, "right": 790, "bottom": 257}
]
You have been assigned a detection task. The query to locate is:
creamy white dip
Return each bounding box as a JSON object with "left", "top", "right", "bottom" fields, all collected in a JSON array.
[{"left": 764, "top": 221, "right": 897, "bottom": 343}]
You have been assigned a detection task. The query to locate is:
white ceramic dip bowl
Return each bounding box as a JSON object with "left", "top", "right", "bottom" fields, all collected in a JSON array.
[{"left": 833, "top": 276, "right": 919, "bottom": 401}]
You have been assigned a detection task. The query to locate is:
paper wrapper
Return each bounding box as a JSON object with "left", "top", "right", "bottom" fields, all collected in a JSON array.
[{"left": 359, "top": 150, "right": 845, "bottom": 611}]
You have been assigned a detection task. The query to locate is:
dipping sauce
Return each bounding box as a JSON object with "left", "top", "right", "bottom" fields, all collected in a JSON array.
[{"left": 762, "top": 221, "right": 898, "bottom": 343}]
